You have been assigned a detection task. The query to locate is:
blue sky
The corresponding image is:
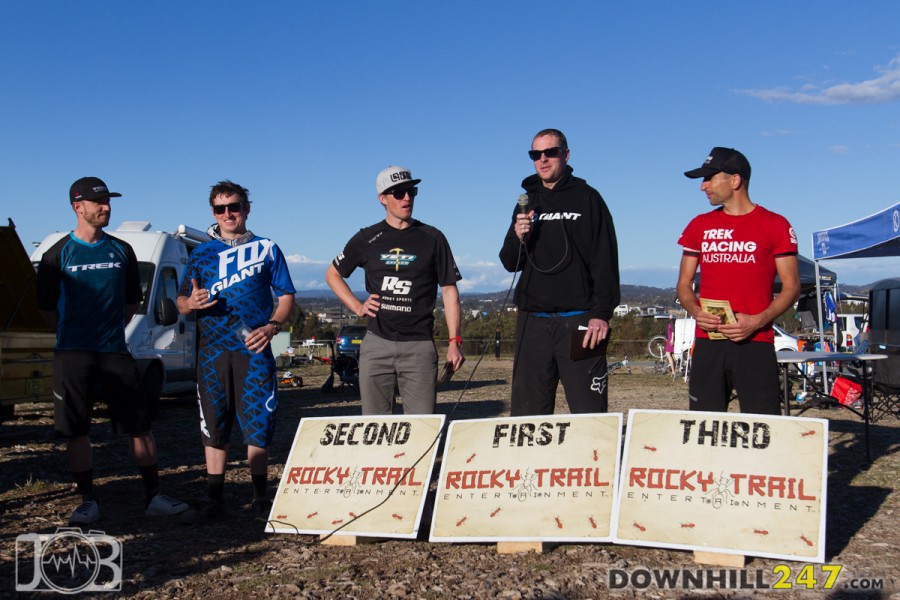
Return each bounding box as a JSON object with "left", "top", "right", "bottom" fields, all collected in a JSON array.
[{"left": 3, "top": 1, "right": 899, "bottom": 293}]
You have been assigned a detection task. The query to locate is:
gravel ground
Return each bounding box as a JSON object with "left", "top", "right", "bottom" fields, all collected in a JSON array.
[{"left": 1, "top": 357, "right": 897, "bottom": 599}]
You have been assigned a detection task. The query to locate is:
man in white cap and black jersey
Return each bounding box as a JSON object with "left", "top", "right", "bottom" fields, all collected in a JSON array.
[{"left": 326, "top": 166, "right": 465, "bottom": 414}]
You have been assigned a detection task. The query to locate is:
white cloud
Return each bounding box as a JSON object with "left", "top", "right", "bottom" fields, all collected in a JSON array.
[
  {"left": 739, "top": 55, "right": 900, "bottom": 105},
  {"left": 285, "top": 254, "right": 327, "bottom": 265},
  {"left": 761, "top": 128, "right": 801, "bottom": 137},
  {"left": 827, "top": 145, "right": 850, "bottom": 155}
]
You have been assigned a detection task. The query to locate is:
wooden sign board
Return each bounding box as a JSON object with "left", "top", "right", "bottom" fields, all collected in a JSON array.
[
  {"left": 266, "top": 415, "right": 444, "bottom": 538},
  {"left": 430, "top": 414, "right": 622, "bottom": 542},
  {"left": 612, "top": 409, "right": 828, "bottom": 563}
]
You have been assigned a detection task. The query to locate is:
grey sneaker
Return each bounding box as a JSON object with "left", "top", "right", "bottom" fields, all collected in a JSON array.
[
  {"left": 69, "top": 499, "right": 100, "bottom": 525},
  {"left": 146, "top": 493, "right": 190, "bottom": 517},
  {"left": 179, "top": 499, "right": 228, "bottom": 525}
]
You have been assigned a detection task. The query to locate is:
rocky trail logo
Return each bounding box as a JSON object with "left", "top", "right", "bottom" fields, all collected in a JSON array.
[{"left": 16, "top": 527, "right": 122, "bottom": 593}]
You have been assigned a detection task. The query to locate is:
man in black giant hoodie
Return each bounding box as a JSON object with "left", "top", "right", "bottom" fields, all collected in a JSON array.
[{"left": 499, "top": 129, "right": 620, "bottom": 415}]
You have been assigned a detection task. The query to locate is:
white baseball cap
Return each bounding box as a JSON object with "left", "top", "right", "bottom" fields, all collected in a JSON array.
[{"left": 376, "top": 166, "right": 421, "bottom": 195}]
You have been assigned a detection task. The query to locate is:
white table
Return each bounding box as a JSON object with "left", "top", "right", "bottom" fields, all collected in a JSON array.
[{"left": 776, "top": 350, "right": 887, "bottom": 461}]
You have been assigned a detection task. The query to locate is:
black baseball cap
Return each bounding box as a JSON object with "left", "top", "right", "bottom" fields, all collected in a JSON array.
[
  {"left": 69, "top": 177, "right": 122, "bottom": 203},
  {"left": 684, "top": 147, "right": 751, "bottom": 181}
]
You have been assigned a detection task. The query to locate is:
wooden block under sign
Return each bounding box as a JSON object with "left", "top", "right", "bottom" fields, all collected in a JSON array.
[
  {"left": 496, "top": 541, "right": 550, "bottom": 555},
  {"left": 693, "top": 550, "right": 746, "bottom": 568},
  {"left": 319, "top": 535, "right": 384, "bottom": 546}
]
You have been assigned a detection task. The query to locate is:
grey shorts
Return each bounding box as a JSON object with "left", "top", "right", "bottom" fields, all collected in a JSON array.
[{"left": 358, "top": 333, "right": 438, "bottom": 415}]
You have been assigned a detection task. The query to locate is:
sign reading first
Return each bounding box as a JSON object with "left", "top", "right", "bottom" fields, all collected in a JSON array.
[
  {"left": 267, "top": 415, "right": 444, "bottom": 538},
  {"left": 430, "top": 414, "right": 622, "bottom": 542}
]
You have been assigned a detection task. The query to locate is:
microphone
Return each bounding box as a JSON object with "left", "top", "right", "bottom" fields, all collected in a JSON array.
[
  {"left": 517, "top": 194, "right": 529, "bottom": 214},
  {"left": 517, "top": 194, "right": 529, "bottom": 242}
]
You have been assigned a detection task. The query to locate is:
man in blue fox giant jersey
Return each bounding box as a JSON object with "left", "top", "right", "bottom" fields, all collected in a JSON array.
[
  {"left": 37, "top": 177, "right": 188, "bottom": 526},
  {"left": 177, "top": 180, "right": 296, "bottom": 523}
]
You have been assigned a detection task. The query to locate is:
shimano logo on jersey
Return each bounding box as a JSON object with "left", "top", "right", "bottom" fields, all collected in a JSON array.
[
  {"left": 538, "top": 212, "right": 582, "bottom": 221},
  {"left": 209, "top": 240, "right": 272, "bottom": 296},
  {"left": 381, "top": 276, "right": 412, "bottom": 295},
  {"left": 67, "top": 262, "right": 123, "bottom": 272}
]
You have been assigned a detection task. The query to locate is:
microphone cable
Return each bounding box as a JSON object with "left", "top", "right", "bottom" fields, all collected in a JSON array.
[{"left": 518, "top": 200, "right": 570, "bottom": 275}]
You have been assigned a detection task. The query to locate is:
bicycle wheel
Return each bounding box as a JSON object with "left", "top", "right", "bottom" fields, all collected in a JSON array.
[{"left": 647, "top": 335, "right": 667, "bottom": 360}]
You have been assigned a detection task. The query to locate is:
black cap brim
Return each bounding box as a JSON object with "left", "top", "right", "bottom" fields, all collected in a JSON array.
[{"left": 684, "top": 167, "right": 718, "bottom": 179}]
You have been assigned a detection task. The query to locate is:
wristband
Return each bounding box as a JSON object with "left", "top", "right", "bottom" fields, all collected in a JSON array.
[
  {"left": 448, "top": 336, "right": 462, "bottom": 345},
  {"left": 267, "top": 320, "right": 282, "bottom": 333}
]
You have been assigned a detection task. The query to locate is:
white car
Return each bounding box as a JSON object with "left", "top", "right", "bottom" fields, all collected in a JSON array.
[{"left": 773, "top": 324, "right": 803, "bottom": 352}]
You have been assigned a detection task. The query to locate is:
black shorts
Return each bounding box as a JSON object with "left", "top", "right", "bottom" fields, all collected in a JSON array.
[
  {"left": 688, "top": 339, "right": 780, "bottom": 415},
  {"left": 52, "top": 350, "right": 152, "bottom": 437}
]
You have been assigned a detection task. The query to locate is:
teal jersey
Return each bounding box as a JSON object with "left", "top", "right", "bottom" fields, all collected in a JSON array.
[{"left": 36, "top": 232, "right": 142, "bottom": 352}]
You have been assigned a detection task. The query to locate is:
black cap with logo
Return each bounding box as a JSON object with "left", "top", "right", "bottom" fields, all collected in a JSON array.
[
  {"left": 684, "top": 147, "right": 751, "bottom": 181},
  {"left": 69, "top": 177, "right": 122, "bottom": 204}
]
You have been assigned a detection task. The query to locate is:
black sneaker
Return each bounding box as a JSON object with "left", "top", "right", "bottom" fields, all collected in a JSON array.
[
  {"left": 179, "top": 498, "right": 228, "bottom": 525},
  {"left": 252, "top": 497, "right": 273, "bottom": 521}
]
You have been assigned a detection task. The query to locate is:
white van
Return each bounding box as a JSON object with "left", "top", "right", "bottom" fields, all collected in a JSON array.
[{"left": 30, "top": 221, "right": 209, "bottom": 402}]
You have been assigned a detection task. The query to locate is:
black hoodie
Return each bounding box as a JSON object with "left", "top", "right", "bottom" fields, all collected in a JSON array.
[{"left": 499, "top": 166, "right": 620, "bottom": 321}]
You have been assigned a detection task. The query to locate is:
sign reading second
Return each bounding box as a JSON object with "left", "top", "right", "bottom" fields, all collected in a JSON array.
[
  {"left": 267, "top": 415, "right": 444, "bottom": 538},
  {"left": 430, "top": 414, "right": 622, "bottom": 542}
]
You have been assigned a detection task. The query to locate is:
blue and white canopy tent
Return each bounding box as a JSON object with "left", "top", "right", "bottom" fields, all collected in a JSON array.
[{"left": 812, "top": 202, "right": 900, "bottom": 350}]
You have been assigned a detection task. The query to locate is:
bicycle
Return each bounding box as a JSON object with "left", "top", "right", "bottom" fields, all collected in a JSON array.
[
  {"left": 648, "top": 335, "right": 667, "bottom": 360},
  {"left": 644, "top": 335, "right": 671, "bottom": 374},
  {"left": 608, "top": 355, "right": 631, "bottom": 375}
]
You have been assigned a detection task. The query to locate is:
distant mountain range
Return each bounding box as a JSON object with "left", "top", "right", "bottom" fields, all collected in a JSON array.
[{"left": 296, "top": 283, "right": 872, "bottom": 308}]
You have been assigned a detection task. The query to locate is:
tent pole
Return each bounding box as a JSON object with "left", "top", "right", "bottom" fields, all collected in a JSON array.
[{"left": 813, "top": 261, "right": 830, "bottom": 392}]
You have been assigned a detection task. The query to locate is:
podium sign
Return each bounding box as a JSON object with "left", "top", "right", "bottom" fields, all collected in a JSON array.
[
  {"left": 613, "top": 410, "right": 828, "bottom": 563},
  {"left": 267, "top": 415, "right": 444, "bottom": 538},
  {"left": 430, "top": 414, "right": 622, "bottom": 542}
]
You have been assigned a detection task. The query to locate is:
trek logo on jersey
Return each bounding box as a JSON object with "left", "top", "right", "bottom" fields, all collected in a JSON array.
[
  {"left": 209, "top": 239, "right": 273, "bottom": 295},
  {"left": 701, "top": 228, "right": 757, "bottom": 264},
  {"left": 381, "top": 276, "right": 412, "bottom": 295},
  {"left": 538, "top": 212, "right": 581, "bottom": 221},
  {"left": 380, "top": 248, "right": 417, "bottom": 271},
  {"left": 67, "top": 261, "right": 123, "bottom": 272}
]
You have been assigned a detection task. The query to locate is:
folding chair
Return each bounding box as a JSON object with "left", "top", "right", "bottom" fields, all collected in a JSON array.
[{"left": 869, "top": 345, "right": 900, "bottom": 422}]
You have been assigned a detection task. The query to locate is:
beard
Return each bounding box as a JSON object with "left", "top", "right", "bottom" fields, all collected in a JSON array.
[{"left": 84, "top": 211, "right": 110, "bottom": 228}]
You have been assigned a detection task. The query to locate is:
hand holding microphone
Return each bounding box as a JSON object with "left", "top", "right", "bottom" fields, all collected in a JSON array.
[{"left": 515, "top": 193, "right": 533, "bottom": 243}]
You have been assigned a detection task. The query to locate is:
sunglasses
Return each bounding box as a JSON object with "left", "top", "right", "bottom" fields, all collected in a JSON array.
[
  {"left": 528, "top": 146, "right": 565, "bottom": 161},
  {"left": 385, "top": 187, "right": 418, "bottom": 200},
  {"left": 212, "top": 201, "right": 244, "bottom": 215}
]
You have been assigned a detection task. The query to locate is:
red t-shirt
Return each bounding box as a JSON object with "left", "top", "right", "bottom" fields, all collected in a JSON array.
[{"left": 679, "top": 205, "right": 797, "bottom": 343}]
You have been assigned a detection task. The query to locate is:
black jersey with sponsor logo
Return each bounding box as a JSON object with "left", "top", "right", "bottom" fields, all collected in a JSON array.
[
  {"left": 36, "top": 233, "right": 142, "bottom": 352},
  {"left": 333, "top": 220, "right": 461, "bottom": 341}
]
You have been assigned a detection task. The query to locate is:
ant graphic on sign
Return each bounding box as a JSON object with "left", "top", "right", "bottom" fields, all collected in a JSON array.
[
  {"left": 340, "top": 468, "right": 364, "bottom": 498},
  {"left": 514, "top": 470, "right": 538, "bottom": 502},
  {"left": 704, "top": 473, "right": 734, "bottom": 509}
]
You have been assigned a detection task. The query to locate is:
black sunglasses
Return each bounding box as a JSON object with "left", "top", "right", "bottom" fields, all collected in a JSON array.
[
  {"left": 212, "top": 201, "right": 244, "bottom": 215},
  {"left": 528, "top": 146, "right": 565, "bottom": 161},
  {"left": 385, "top": 187, "right": 418, "bottom": 200}
]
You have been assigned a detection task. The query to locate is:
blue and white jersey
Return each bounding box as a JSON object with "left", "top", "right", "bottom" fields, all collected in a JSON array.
[
  {"left": 179, "top": 235, "right": 296, "bottom": 351},
  {"left": 36, "top": 233, "right": 142, "bottom": 353}
]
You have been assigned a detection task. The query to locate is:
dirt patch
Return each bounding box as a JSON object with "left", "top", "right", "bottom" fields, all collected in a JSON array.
[{"left": 1, "top": 358, "right": 897, "bottom": 598}]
